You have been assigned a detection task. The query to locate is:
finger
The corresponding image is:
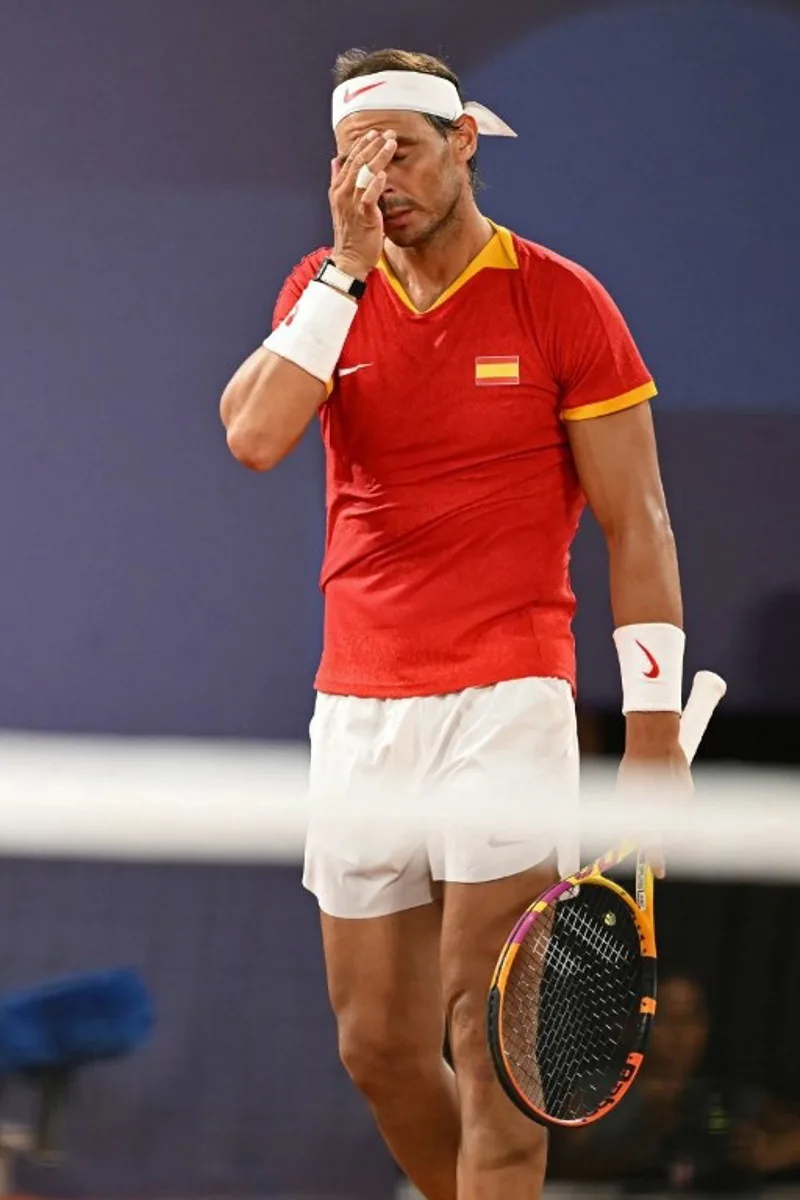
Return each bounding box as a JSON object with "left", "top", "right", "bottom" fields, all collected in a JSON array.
[
  {"left": 354, "top": 162, "right": 377, "bottom": 192},
  {"left": 331, "top": 136, "right": 373, "bottom": 196},
  {"left": 333, "top": 129, "right": 380, "bottom": 189},
  {"left": 354, "top": 138, "right": 398, "bottom": 195},
  {"left": 359, "top": 135, "right": 397, "bottom": 186},
  {"left": 358, "top": 129, "right": 397, "bottom": 169},
  {"left": 341, "top": 130, "right": 397, "bottom": 190},
  {"left": 359, "top": 169, "right": 387, "bottom": 212},
  {"left": 367, "top": 132, "right": 398, "bottom": 171},
  {"left": 647, "top": 847, "right": 666, "bottom": 880}
]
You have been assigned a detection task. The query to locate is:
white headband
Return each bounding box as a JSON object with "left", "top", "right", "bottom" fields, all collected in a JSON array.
[{"left": 332, "top": 70, "right": 517, "bottom": 138}]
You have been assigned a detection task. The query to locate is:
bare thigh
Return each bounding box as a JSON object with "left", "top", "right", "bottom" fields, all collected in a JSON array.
[
  {"left": 322, "top": 899, "right": 446, "bottom": 1081},
  {"left": 322, "top": 899, "right": 464, "bottom": 1200},
  {"left": 442, "top": 857, "right": 556, "bottom": 1002}
]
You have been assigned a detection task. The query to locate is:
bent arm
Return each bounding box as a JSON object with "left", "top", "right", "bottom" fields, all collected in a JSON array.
[{"left": 220, "top": 347, "right": 326, "bottom": 471}]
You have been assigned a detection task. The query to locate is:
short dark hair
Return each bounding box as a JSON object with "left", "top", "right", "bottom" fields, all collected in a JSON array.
[{"left": 333, "top": 47, "right": 480, "bottom": 191}]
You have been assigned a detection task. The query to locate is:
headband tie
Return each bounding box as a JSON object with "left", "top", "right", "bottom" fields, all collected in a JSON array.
[{"left": 332, "top": 70, "right": 517, "bottom": 138}]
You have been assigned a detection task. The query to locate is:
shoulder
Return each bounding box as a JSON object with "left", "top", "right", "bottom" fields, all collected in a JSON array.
[{"left": 508, "top": 230, "right": 606, "bottom": 301}]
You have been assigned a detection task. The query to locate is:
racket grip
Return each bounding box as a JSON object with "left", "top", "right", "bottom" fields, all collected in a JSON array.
[{"left": 679, "top": 670, "right": 727, "bottom": 764}]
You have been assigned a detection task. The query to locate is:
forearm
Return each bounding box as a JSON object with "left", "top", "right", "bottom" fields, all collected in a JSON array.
[
  {"left": 606, "top": 505, "right": 682, "bottom": 631},
  {"left": 221, "top": 127, "right": 395, "bottom": 472},
  {"left": 222, "top": 259, "right": 364, "bottom": 471},
  {"left": 221, "top": 347, "right": 326, "bottom": 471},
  {"left": 567, "top": 374, "right": 686, "bottom": 762},
  {"left": 607, "top": 509, "right": 683, "bottom": 744}
]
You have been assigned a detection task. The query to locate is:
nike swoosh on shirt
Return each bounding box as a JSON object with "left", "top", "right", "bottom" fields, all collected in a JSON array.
[
  {"left": 338, "top": 363, "right": 374, "bottom": 376},
  {"left": 343, "top": 81, "right": 386, "bottom": 104}
]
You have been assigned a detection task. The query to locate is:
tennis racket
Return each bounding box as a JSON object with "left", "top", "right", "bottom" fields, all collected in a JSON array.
[{"left": 487, "top": 669, "right": 727, "bottom": 1129}]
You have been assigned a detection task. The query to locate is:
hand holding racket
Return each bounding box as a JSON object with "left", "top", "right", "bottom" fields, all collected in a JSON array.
[{"left": 487, "top": 670, "right": 727, "bottom": 1129}]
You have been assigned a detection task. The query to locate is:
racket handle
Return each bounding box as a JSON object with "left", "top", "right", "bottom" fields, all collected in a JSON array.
[{"left": 679, "top": 670, "right": 727, "bottom": 764}]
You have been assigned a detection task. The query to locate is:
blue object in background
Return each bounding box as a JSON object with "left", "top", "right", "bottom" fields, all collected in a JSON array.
[{"left": 0, "top": 968, "right": 154, "bottom": 1075}]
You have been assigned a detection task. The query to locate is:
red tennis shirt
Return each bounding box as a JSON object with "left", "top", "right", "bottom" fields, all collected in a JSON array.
[{"left": 271, "top": 223, "right": 656, "bottom": 698}]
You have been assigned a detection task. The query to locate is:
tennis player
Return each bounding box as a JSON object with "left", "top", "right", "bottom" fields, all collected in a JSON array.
[{"left": 221, "top": 47, "right": 690, "bottom": 1200}]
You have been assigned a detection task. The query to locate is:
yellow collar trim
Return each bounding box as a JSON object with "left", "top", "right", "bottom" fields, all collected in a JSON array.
[{"left": 377, "top": 220, "right": 518, "bottom": 314}]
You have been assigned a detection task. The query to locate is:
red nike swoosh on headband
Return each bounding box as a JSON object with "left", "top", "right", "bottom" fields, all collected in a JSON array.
[
  {"left": 635, "top": 640, "right": 661, "bottom": 679},
  {"left": 343, "top": 81, "right": 387, "bottom": 104}
]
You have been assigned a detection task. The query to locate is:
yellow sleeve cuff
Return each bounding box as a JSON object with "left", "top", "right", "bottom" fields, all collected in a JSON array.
[{"left": 562, "top": 380, "right": 657, "bottom": 422}]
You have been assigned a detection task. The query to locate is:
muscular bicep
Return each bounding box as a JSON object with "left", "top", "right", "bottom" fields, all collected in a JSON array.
[{"left": 566, "top": 400, "right": 670, "bottom": 537}]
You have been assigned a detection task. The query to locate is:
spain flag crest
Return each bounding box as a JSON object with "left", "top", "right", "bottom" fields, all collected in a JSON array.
[{"left": 475, "top": 355, "right": 520, "bottom": 386}]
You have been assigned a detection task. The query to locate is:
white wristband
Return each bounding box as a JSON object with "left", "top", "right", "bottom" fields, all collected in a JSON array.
[
  {"left": 263, "top": 280, "right": 357, "bottom": 384},
  {"left": 613, "top": 623, "right": 685, "bottom": 714}
]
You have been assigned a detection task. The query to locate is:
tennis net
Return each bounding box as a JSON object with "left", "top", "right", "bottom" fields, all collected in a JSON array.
[{"left": 1, "top": 732, "right": 799, "bottom": 1199}]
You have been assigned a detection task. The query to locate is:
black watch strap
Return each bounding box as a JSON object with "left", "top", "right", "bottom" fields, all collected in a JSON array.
[{"left": 315, "top": 257, "right": 367, "bottom": 300}]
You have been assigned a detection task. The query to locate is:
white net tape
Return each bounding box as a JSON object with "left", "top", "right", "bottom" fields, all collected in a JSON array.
[{"left": 1, "top": 731, "right": 797, "bottom": 879}]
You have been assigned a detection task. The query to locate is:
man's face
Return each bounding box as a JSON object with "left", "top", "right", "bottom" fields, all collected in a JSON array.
[
  {"left": 648, "top": 977, "right": 709, "bottom": 1079},
  {"left": 335, "top": 109, "right": 475, "bottom": 248}
]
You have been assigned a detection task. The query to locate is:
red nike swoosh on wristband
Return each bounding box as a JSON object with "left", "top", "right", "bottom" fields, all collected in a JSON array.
[
  {"left": 343, "top": 81, "right": 387, "bottom": 104},
  {"left": 635, "top": 640, "right": 661, "bottom": 679}
]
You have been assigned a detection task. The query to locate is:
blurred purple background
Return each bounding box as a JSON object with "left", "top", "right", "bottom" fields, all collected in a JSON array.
[{"left": 1, "top": 0, "right": 798, "bottom": 740}]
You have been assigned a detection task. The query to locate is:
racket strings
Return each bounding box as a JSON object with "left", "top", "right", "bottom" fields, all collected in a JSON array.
[{"left": 500, "top": 884, "right": 643, "bottom": 1122}]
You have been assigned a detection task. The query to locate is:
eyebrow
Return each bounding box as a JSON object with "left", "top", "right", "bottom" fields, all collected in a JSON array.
[{"left": 337, "top": 134, "right": 417, "bottom": 167}]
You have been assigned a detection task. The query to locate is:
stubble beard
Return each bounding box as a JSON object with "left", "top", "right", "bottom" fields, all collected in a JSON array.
[{"left": 385, "top": 179, "right": 468, "bottom": 251}]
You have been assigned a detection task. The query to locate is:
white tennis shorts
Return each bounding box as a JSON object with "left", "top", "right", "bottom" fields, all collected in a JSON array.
[{"left": 303, "top": 676, "right": 580, "bottom": 919}]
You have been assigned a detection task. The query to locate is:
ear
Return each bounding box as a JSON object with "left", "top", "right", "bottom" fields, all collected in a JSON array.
[{"left": 453, "top": 114, "right": 479, "bottom": 166}]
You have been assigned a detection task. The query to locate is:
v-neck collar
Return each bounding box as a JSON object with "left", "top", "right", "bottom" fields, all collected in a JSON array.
[{"left": 377, "top": 220, "right": 518, "bottom": 315}]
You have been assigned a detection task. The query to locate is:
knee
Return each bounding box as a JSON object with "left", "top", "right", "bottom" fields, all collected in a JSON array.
[
  {"left": 447, "top": 989, "right": 495, "bottom": 1084},
  {"left": 448, "top": 988, "right": 548, "bottom": 1171},
  {"left": 338, "top": 1024, "right": 390, "bottom": 1097},
  {"left": 337, "top": 1016, "right": 431, "bottom": 1103}
]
